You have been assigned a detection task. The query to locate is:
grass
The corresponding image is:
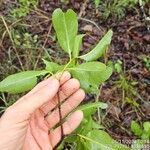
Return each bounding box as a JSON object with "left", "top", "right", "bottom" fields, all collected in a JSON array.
[{"left": 96, "top": 0, "right": 149, "bottom": 19}]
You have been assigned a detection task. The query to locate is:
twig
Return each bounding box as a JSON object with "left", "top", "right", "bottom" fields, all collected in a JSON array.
[
  {"left": 0, "top": 15, "right": 24, "bottom": 70},
  {"left": 95, "top": 84, "right": 103, "bottom": 124},
  {"left": 30, "top": 9, "right": 50, "bottom": 20},
  {"left": 79, "top": 17, "right": 103, "bottom": 32},
  {"left": 57, "top": 92, "right": 64, "bottom": 138},
  {"left": 52, "top": 90, "right": 64, "bottom": 150},
  {"left": 34, "top": 24, "right": 52, "bottom": 69}
]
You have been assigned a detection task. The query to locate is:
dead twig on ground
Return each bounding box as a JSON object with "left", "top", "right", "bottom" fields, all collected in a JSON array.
[{"left": 79, "top": 17, "right": 103, "bottom": 32}]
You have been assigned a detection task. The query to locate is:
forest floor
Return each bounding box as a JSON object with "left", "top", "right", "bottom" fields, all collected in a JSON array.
[{"left": 0, "top": 0, "right": 150, "bottom": 144}]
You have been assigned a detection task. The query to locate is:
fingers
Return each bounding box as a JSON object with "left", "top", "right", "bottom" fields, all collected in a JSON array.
[
  {"left": 49, "top": 110, "right": 83, "bottom": 148},
  {"left": 29, "top": 110, "right": 52, "bottom": 150},
  {"left": 41, "top": 78, "right": 80, "bottom": 114},
  {"left": 45, "top": 89, "right": 85, "bottom": 128},
  {"left": 26, "top": 71, "right": 71, "bottom": 97},
  {"left": 55, "top": 71, "right": 71, "bottom": 85},
  {"left": 5, "top": 77, "right": 59, "bottom": 121},
  {"left": 23, "top": 125, "right": 41, "bottom": 150}
]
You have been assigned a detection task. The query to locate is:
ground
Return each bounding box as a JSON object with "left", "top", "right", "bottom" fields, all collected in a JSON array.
[{"left": 0, "top": 0, "right": 150, "bottom": 145}]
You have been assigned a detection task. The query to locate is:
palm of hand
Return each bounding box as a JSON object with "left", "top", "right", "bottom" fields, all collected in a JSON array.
[{"left": 0, "top": 72, "right": 85, "bottom": 150}]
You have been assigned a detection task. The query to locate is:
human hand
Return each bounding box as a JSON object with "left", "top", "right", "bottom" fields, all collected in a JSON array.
[{"left": 0, "top": 71, "right": 85, "bottom": 150}]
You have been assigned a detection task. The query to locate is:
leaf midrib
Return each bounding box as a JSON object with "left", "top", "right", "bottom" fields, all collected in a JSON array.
[
  {"left": 77, "top": 134, "right": 116, "bottom": 150},
  {"left": 62, "top": 13, "right": 71, "bottom": 57},
  {"left": 0, "top": 71, "right": 47, "bottom": 89},
  {"left": 68, "top": 68, "right": 106, "bottom": 72},
  {"left": 79, "top": 103, "right": 107, "bottom": 111}
]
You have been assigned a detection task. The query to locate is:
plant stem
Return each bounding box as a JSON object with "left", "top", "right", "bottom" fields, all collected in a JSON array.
[
  {"left": 57, "top": 92, "right": 64, "bottom": 138},
  {"left": 95, "top": 85, "right": 103, "bottom": 124}
]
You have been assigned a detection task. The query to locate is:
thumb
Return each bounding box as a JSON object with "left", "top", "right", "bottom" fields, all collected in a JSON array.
[{"left": 4, "top": 77, "right": 59, "bottom": 122}]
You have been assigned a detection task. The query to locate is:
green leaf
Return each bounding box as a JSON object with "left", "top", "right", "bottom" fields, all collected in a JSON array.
[
  {"left": 73, "top": 34, "right": 85, "bottom": 58},
  {"left": 64, "top": 134, "right": 77, "bottom": 143},
  {"left": 142, "top": 122, "right": 150, "bottom": 139},
  {"left": 42, "top": 59, "right": 61, "bottom": 73},
  {"left": 78, "top": 117, "right": 104, "bottom": 136},
  {"left": 131, "top": 121, "right": 143, "bottom": 137},
  {"left": 76, "top": 138, "right": 89, "bottom": 150},
  {"left": 94, "top": 0, "right": 101, "bottom": 8},
  {"left": 52, "top": 8, "right": 78, "bottom": 58},
  {"left": 69, "top": 62, "right": 112, "bottom": 93},
  {"left": 79, "top": 130, "right": 130, "bottom": 150},
  {"left": 99, "top": 66, "right": 113, "bottom": 83},
  {"left": 131, "top": 139, "right": 147, "bottom": 150},
  {"left": 78, "top": 102, "right": 108, "bottom": 117},
  {"left": 80, "top": 30, "right": 113, "bottom": 61},
  {"left": 141, "top": 132, "right": 149, "bottom": 140},
  {"left": 0, "top": 70, "right": 48, "bottom": 94},
  {"left": 143, "top": 122, "right": 150, "bottom": 133}
]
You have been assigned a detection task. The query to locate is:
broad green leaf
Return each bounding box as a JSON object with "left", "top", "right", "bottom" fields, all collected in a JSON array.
[
  {"left": 131, "top": 121, "right": 143, "bottom": 137},
  {"left": 80, "top": 29, "right": 113, "bottom": 61},
  {"left": 0, "top": 70, "right": 48, "bottom": 94},
  {"left": 42, "top": 59, "right": 61, "bottom": 73},
  {"left": 84, "top": 130, "right": 131, "bottom": 150},
  {"left": 76, "top": 138, "right": 89, "bottom": 150},
  {"left": 64, "top": 135, "right": 77, "bottom": 143},
  {"left": 78, "top": 117, "right": 104, "bottom": 136},
  {"left": 99, "top": 66, "right": 113, "bottom": 83},
  {"left": 69, "top": 62, "right": 112, "bottom": 93},
  {"left": 52, "top": 9, "right": 78, "bottom": 57},
  {"left": 78, "top": 102, "right": 108, "bottom": 117},
  {"left": 73, "top": 34, "right": 85, "bottom": 58}
]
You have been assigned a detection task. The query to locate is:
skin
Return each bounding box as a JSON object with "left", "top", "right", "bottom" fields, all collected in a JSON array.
[{"left": 0, "top": 71, "right": 85, "bottom": 150}]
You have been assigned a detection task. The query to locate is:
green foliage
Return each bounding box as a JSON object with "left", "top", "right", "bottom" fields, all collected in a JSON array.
[
  {"left": 42, "top": 59, "right": 62, "bottom": 73},
  {"left": 52, "top": 9, "right": 78, "bottom": 58},
  {"left": 11, "top": 0, "right": 38, "bottom": 18},
  {"left": 0, "top": 9, "right": 115, "bottom": 149},
  {"left": 131, "top": 120, "right": 150, "bottom": 140},
  {"left": 114, "top": 59, "right": 122, "bottom": 74},
  {"left": 114, "top": 59, "right": 140, "bottom": 107},
  {"left": 77, "top": 102, "right": 108, "bottom": 117},
  {"left": 58, "top": 102, "right": 130, "bottom": 150},
  {"left": 12, "top": 30, "right": 38, "bottom": 49},
  {"left": 80, "top": 29, "right": 113, "bottom": 61},
  {"left": 131, "top": 121, "right": 143, "bottom": 137},
  {"left": 94, "top": 0, "right": 101, "bottom": 8},
  {"left": 73, "top": 34, "right": 85, "bottom": 58},
  {"left": 69, "top": 62, "right": 112, "bottom": 93},
  {"left": 0, "top": 9, "right": 112, "bottom": 93},
  {"left": 143, "top": 57, "right": 150, "bottom": 72},
  {"left": 131, "top": 121, "right": 150, "bottom": 149},
  {"left": 85, "top": 130, "right": 130, "bottom": 150},
  {"left": 0, "top": 70, "right": 48, "bottom": 94},
  {"left": 99, "top": 0, "right": 149, "bottom": 19}
]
